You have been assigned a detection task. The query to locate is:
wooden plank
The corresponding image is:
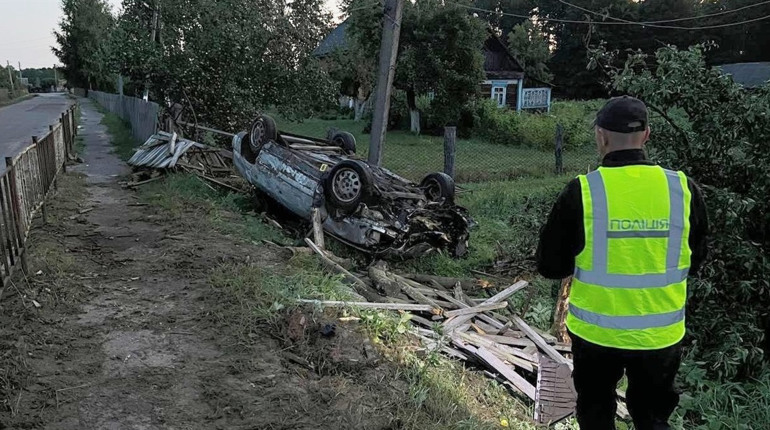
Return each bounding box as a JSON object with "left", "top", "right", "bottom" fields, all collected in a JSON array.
[
  {"left": 480, "top": 334, "right": 536, "bottom": 348},
  {"left": 444, "top": 281, "right": 527, "bottom": 331},
  {"left": 311, "top": 208, "right": 325, "bottom": 250},
  {"left": 473, "top": 345, "right": 536, "bottom": 400},
  {"left": 512, "top": 316, "right": 571, "bottom": 367},
  {"left": 288, "top": 144, "right": 343, "bottom": 152},
  {"left": 459, "top": 332, "right": 538, "bottom": 372},
  {"left": 297, "top": 299, "right": 435, "bottom": 312},
  {"left": 0, "top": 176, "right": 17, "bottom": 268},
  {"left": 444, "top": 302, "right": 507, "bottom": 318}
]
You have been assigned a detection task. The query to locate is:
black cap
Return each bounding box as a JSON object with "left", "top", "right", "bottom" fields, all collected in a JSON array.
[{"left": 595, "top": 96, "right": 649, "bottom": 133}]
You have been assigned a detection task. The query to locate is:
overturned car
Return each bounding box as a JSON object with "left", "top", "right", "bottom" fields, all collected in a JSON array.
[{"left": 232, "top": 115, "right": 472, "bottom": 258}]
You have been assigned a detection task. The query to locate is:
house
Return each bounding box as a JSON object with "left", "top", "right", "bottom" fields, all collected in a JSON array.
[
  {"left": 314, "top": 22, "right": 550, "bottom": 112},
  {"left": 480, "top": 31, "right": 526, "bottom": 111},
  {"left": 717, "top": 62, "right": 770, "bottom": 89}
]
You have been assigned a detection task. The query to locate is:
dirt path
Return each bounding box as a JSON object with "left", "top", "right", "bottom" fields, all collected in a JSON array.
[{"left": 0, "top": 98, "right": 414, "bottom": 429}]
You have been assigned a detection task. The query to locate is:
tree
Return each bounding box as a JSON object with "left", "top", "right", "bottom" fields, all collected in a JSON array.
[
  {"left": 53, "top": 0, "right": 115, "bottom": 90},
  {"left": 473, "top": 0, "right": 535, "bottom": 37},
  {"left": 111, "top": 0, "right": 337, "bottom": 129},
  {"left": 345, "top": 0, "right": 486, "bottom": 133},
  {"left": 507, "top": 20, "right": 553, "bottom": 84},
  {"left": 604, "top": 44, "right": 770, "bottom": 381},
  {"left": 326, "top": 39, "right": 376, "bottom": 121}
]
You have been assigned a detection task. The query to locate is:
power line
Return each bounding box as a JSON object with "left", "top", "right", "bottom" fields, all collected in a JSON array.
[
  {"left": 558, "top": 0, "right": 770, "bottom": 28},
  {"left": 619, "top": 0, "right": 770, "bottom": 24},
  {"left": 450, "top": 2, "right": 770, "bottom": 30}
]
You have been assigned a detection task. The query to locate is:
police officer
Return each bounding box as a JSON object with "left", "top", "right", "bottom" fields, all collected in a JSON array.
[{"left": 536, "top": 96, "right": 708, "bottom": 430}]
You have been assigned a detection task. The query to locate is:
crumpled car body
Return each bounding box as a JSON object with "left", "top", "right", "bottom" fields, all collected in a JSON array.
[{"left": 232, "top": 117, "right": 471, "bottom": 258}]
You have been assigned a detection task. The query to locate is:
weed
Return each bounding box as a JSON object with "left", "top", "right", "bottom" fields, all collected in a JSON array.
[{"left": 97, "top": 108, "right": 137, "bottom": 160}]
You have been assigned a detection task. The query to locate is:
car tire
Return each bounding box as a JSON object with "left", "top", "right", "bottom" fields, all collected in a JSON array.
[
  {"left": 331, "top": 131, "right": 356, "bottom": 154},
  {"left": 421, "top": 172, "right": 455, "bottom": 203},
  {"left": 249, "top": 114, "right": 278, "bottom": 154},
  {"left": 324, "top": 160, "right": 373, "bottom": 213}
]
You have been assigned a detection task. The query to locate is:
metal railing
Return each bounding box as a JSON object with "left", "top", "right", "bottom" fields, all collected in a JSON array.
[{"left": 0, "top": 104, "right": 77, "bottom": 287}]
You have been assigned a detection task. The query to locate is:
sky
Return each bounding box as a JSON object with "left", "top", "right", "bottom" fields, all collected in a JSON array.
[{"left": 0, "top": 0, "right": 341, "bottom": 70}]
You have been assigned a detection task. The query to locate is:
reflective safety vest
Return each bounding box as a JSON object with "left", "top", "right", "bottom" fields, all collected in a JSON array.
[{"left": 566, "top": 165, "right": 692, "bottom": 350}]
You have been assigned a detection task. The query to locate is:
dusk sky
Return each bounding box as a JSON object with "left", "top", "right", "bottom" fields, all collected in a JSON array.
[{"left": 0, "top": 0, "right": 341, "bottom": 70}]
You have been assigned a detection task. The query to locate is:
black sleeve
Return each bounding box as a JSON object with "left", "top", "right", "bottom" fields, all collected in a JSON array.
[
  {"left": 536, "top": 178, "right": 584, "bottom": 279},
  {"left": 687, "top": 178, "right": 709, "bottom": 276}
]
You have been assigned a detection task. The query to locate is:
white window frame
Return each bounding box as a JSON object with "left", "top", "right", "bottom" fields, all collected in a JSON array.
[{"left": 492, "top": 86, "right": 507, "bottom": 107}]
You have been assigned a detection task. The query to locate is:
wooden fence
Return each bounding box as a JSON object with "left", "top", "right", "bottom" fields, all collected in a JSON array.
[
  {"left": 0, "top": 104, "right": 77, "bottom": 288},
  {"left": 88, "top": 91, "right": 159, "bottom": 144}
]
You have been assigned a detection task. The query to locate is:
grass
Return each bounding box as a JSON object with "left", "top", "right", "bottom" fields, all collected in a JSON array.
[
  {"left": 134, "top": 172, "right": 563, "bottom": 428},
  {"left": 271, "top": 115, "right": 597, "bottom": 183},
  {"left": 0, "top": 93, "right": 36, "bottom": 108},
  {"left": 98, "top": 108, "right": 137, "bottom": 161},
  {"left": 90, "top": 103, "right": 565, "bottom": 428}
]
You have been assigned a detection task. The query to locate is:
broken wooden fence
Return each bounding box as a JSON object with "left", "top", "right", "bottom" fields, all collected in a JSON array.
[{"left": 0, "top": 104, "right": 78, "bottom": 288}]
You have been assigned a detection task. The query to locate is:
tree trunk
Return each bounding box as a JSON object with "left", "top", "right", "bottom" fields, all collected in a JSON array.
[
  {"left": 552, "top": 276, "right": 573, "bottom": 344},
  {"left": 354, "top": 99, "right": 366, "bottom": 121},
  {"left": 407, "top": 88, "right": 420, "bottom": 134}
]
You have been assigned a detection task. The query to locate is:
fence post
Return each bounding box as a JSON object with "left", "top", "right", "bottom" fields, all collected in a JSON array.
[
  {"left": 6, "top": 157, "right": 28, "bottom": 275},
  {"left": 554, "top": 123, "right": 564, "bottom": 175},
  {"left": 443, "top": 126, "right": 456, "bottom": 179},
  {"left": 34, "top": 136, "right": 48, "bottom": 225}
]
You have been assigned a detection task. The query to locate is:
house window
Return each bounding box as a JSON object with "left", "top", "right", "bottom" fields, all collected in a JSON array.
[{"left": 492, "top": 86, "right": 506, "bottom": 107}]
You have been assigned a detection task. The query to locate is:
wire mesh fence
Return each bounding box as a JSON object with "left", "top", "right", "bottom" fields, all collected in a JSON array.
[{"left": 372, "top": 136, "right": 597, "bottom": 184}]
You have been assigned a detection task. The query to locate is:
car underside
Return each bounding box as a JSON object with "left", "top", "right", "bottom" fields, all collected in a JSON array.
[{"left": 232, "top": 115, "right": 472, "bottom": 258}]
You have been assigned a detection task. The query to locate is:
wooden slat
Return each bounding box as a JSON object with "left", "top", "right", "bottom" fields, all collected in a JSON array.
[
  {"left": 0, "top": 176, "right": 17, "bottom": 268},
  {"left": 297, "top": 299, "right": 436, "bottom": 312},
  {"left": 512, "top": 316, "right": 571, "bottom": 367},
  {"left": 443, "top": 281, "right": 527, "bottom": 331},
  {"left": 444, "top": 302, "right": 508, "bottom": 318},
  {"left": 473, "top": 345, "right": 536, "bottom": 400}
]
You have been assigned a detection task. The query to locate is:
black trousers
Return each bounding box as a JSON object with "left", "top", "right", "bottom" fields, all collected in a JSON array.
[{"left": 569, "top": 332, "right": 682, "bottom": 430}]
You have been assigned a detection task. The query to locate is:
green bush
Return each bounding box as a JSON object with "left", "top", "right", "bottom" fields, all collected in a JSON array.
[{"left": 473, "top": 99, "right": 601, "bottom": 150}]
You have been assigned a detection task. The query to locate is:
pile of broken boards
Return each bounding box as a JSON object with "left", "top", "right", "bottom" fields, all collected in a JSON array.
[
  {"left": 125, "top": 131, "right": 244, "bottom": 192},
  {"left": 301, "top": 260, "right": 629, "bottom": 425}
]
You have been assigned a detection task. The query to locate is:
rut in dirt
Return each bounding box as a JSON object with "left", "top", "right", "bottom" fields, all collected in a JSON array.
[{"left": 0, "top": 98, "right": 419, "bottom": 430}]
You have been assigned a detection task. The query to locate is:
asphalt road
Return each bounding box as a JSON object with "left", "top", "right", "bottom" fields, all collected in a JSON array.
[{"left": 0, "top": 93, "right": 75, "bottom": 165}]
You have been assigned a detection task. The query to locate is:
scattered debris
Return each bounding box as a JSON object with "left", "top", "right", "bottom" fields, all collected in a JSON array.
[
  {"left": 125, "top": 132, "right": 245, "bottom": 193},
  {"left": 299, "top": 250, "right": 630, "bottom": 424}
]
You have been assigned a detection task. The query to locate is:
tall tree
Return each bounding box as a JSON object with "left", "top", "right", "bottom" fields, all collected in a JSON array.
[
  {"left": 474, "top": 0, "right": 535, "bottom": 37},
  {"left": 53, "top": 0, "right": 115, "bottom": 90},
  {"left": 507, "top": 20, "right": 553, "bottom": 84},
  {"left": 111, "top": 0, "right": 337, "bottom": 128},
  {"left": 346, "top": 0, "right": 486, "bottom": 132}
]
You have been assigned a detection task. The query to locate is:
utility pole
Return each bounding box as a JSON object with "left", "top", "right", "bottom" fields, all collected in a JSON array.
[
  {"left": 6, "top": 61, "right": 14, "bottom": 97},
  {"left": 367, "top": 0, "right": 404, "bottom": 166},
  {"left": 53, "top": 64, "right": 58, "bottom": 91},
  {"left": 17, "top": 62, "right": 22, "bottom": 80},
  {"left": 143, "top": 4, "right": 159, "bottom": 101}
]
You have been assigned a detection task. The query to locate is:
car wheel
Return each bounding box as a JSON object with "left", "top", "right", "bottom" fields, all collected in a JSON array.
[
  {"left": 420, "top": 172, "right": 455, "bottom": 203},
  {"left": 324, "top": 160, "right": 373, "bottom": 213},
  {"left": 331, "top": 131, "right": 356, "bottom": 155},
  {"left": 249, "top": 114, "right": 278, "bottom": 154}
]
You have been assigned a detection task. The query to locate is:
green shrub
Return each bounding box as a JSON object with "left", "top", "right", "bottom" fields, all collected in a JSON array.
[
  {"left": 607, "top": 45, "right": 770, "bottom": 382},
  {"left": 473, "top": 99, "right": 601, "bottom": 150}
]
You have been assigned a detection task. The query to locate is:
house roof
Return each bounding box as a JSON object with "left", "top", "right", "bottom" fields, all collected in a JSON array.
[
  {"left": 482, "top": 30, "right": 524, "bottom": 80},
  {"left": 314, "top": 23, "right": 526, "bottom": 80},
  {"left": 717, "top": 62, "right": 770, "bottom": 88},
  {"left": 314, "top": 20, "right": 350, "bottom": 57}
]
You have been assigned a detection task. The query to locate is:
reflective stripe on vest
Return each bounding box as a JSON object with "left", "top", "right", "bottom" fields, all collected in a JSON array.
[
  {"left": 574, "top": 169, "right": 688, "bottom": 289},
  {"left": 567, "top": 166, "right": 691, "bottom": 349}
]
